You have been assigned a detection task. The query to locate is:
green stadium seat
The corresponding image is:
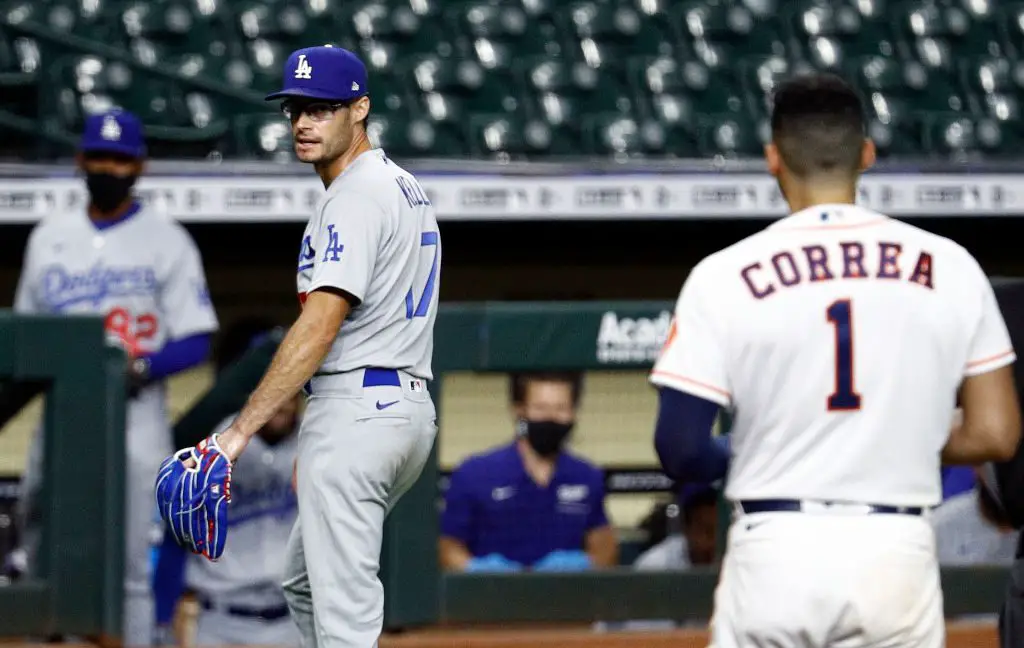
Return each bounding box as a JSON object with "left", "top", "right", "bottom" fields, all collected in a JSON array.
[
  {"left": 408, "top": 55, "right": 523, "bottom": 115},
  {"left": 923, "top": 113, "right": 1005, "bottom": 156},
  {"left": 647, "top": 95, "right": 701, "bottom": 157},
  {"left": 675, "top": 0, "right": 790, "bottom": 59},
  {"left": 121, "top": 1, "right": 236, "bottom": 65},
  {"left": 786, "top": 1, "right": 899, "bottom": 64},
  {"left": 233, "top": 112, "right": 292, "bottom": 161},
  {"left": 560, "top": 1, "right": 676, "bottom": 60},
  {"left": 740, "top": 55, "right": 816, "bottom": 116},
  {"left": 347, "top": 0, "right": 453, "bottom": 60},
  {"left": 242, "top": 40, "right": 295, "bottom": 94},
  {"left": 369, "top": 111, "right": 466, "bottom": 157},
  {"left": 468, "top": 113, "right": 559, "bottom": 158},
  {"left": 864, "top": 93, "right": 925, "bottom": 157},
  {"left": 521, "top": 58, "right": 634, "bottom": 116},
  {"left": 1001, "top": 4, "right": 1024, "bottom": 55},
  {"left": 854, "top": 55, "right": 971, "bottom": 114},
  {"left": 698, "top": 114, "right": 764, "bottom": 157},
  {"left": 49, "top": 56, "right": 180, "bottom": 128},
  {"left": 894, "top": 0, "right": 1003, "bottom": 61},
  {"left": 448, "top": 1, "right": 563, "bottom": 61}
]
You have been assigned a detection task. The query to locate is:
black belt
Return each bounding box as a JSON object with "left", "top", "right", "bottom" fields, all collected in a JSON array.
[
  {"left": 199, "top": 596, "right": 290, "bottom": 621},
  {"left": 738, "top": 498, "right": 926, "bottom": 516}
]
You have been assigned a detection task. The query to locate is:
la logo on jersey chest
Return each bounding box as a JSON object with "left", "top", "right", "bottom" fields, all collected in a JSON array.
[{"left": 740, "top": 240, "right": 935, "bottom": 300}]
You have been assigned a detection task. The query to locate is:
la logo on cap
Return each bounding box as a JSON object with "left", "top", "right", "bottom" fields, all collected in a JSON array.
[
  {"left": 351, "top": 81, "right": 359, "bottom": 91},
  {"left": 294, "top": 54, "right": 313, "bottom": 79},
  {"left": 101, "top": 115, "right": 122, "bottom": 141}
]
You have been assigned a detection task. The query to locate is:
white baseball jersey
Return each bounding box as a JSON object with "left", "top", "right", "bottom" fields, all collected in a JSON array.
[
  {"left": 296, "top": 148, "right": 439, "bottom": 380},
  {"left": 14, "top": 205, "right": 219, "bottom": 459},
  {"left": 188, "top": 417, "right": 298, "bottom": 608},
  {"left": 651, "top": 203, "right": 1015, "bottom": 507}
]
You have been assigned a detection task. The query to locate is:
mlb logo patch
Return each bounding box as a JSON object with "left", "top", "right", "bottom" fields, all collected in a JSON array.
[{"left": 409, "top": 379, "right": 424, "bottom": 393}]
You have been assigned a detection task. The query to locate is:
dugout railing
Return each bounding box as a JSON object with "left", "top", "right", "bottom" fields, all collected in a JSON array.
[
  {"left": 381, "top": 301, "right": 1014, "bottom": 631},
  {"left": 0, "top": 313, "right": 125, "bottom": 639}
]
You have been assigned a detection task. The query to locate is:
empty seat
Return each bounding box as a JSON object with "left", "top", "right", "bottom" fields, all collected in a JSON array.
[
  {"left": 561, "top": 1, "right": 675, "bottom": 60},
  {"left": 468, "top": 113, "right": 561, "bottom": 159},
  {"left": 698, "top": 114, "right": 764, "bottom": 157},
  {"left": 787, "top": 0, "right": 899, "bottom": 65},
  {"left": 521, "top": 58, "right": 634, "bottom": 116},
  {"left": 854, "top": 55, "right": 971, "bottom": 115},
  {"left": 348, "top": 0, "right": 453, "bottom": 61},
  {"left": 894, "top": 0, "right": 1003, "bottom": 61},
  {"left": 924, "top": 113, "right": 1006, "bottom": 157},
  {"left": 676, "top": 0, "right": 791, "bottom": 59},
  {"left": 449, "top": 1, "right": 562, "bottom": 61},
  {"left": 122, "top": 1, "right": 236, "bottom": 65},
  {"left": 233, "top": 112, "right": 292, "bottom": 161},
  {"left": 409, "top": 55, "right": 523, "bottom": 115},
  {"left": 864, "top": 93, "right": 926, "bottom": 157},
  {"left": 369, "top": 111, "right": 466, "bottom": 157}
]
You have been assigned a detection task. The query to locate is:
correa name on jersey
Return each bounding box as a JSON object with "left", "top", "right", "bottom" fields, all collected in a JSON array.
[
  {"left": 39, "top": 262, "right": 158, "bottom": 310},
  {"left": 739, "top": 238, "right": 935, "bottom": 300},
  {"left": 596, "top": 310, "right": 672, "bottom": 364}
]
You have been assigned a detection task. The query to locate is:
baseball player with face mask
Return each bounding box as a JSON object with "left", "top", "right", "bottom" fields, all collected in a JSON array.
[
  {"left": 13, "top": 108, "right": 218, "bottom": 646},
  {"left": 156, "top": 45, "right": 440, "bottom": 648}
]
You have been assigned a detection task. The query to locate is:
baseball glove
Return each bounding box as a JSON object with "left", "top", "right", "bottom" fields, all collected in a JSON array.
[{"left": 155, "top": 435, "right": 233, "bottom": 560}]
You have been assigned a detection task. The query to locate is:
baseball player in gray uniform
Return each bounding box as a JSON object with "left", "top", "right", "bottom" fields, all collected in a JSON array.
[
  {"left": 14, "top": 108, "right": 219, "bottom": 645},
  {"left": 188, "top": 398, "right": 302, "bottom": 646},
  {"left": 161, "top": 45, "right": 440, "bottom": 648}
]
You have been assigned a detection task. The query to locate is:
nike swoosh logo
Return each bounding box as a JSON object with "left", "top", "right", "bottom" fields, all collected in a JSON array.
[{"left": 376, "top": 400, "right": 400, "bottom": 410}]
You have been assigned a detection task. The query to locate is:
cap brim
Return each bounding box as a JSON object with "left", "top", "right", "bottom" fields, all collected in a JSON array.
[
  {"left": 80, "top": 142, "right": 145, "bottom": 158},
  {"left": 265, "top": 87, "right": 352, "bottom": 101}
]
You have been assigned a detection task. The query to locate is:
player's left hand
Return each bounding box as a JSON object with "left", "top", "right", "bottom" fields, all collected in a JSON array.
[{"left": 155, "top": 434, "right": 233, "bottom": 560}]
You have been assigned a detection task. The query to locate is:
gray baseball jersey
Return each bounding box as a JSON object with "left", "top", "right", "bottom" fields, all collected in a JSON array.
[
  {"left": 931, "top": 489, "right": 1018, "bottom": 566},
  {"left": 188, "top": 417, "right": 299, "bottom": 609},
  {"left": 14, "top": 205, "right": 218, "bottom": 646},
  {"left": 296, "top": 148, "right": 439, "bottom": 380},
  {"left": 283, "top": 147, "right": 440, "bottom": 648}
]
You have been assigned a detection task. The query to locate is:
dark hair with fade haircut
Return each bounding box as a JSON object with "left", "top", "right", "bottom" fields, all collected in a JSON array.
[
  {"left": 509, "top": 371, "right": 585, "bottom": 407},
  {"left": 770, "top": 72, "right": 866, "bottom": 179}
]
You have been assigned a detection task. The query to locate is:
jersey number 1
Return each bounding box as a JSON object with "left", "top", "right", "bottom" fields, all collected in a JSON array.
[{"left": 826, "top": 299, "right": 862, "bottom": 411}]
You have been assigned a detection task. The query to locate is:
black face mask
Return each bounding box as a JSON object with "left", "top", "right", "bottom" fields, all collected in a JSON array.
[
  {"left": 86, "top": 172, "right": 137, "bottom": 213},
  {"left": 518, "top": 418, "right": 574, "bottom": 458}
]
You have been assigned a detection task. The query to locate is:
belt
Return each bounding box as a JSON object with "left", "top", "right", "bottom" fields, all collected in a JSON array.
[
  {"left": 737, "top": 499, "right": 927, "bottom": 517},
  {"left": 302, "top": 367, "right": 401, "bottom": 396},
  {"left": 199, "top": 596, "right": 290, "bottom": 621}
]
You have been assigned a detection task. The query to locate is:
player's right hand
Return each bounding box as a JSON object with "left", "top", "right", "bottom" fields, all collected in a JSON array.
[
  {"left": 465, "top": 553, "right": 522, "bottom": 573},
  {"left": 155, "top": 434, "right": 233, "bottom": 561}
]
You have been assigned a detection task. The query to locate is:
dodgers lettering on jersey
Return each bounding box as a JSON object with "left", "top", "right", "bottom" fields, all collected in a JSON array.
[
  {"left": 14, "top": 206, "right": 218, "bottom": 355},
  {"left": 651, "top": 204, "right": 1015, "bottom": 507},
  {"left": 296, "top": 148, "right": 439, "bottom": 379},
  {"left": 187, "top": 417, "right": 298, "bottom": 607}
]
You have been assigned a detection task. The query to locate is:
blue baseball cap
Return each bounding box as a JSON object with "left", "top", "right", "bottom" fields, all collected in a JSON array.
[
  {"left": 79, "top": 109, "right": 146, "bottom": 158},
  {"left": 265, "top": 45, "right": 369, "bottom": 102}
]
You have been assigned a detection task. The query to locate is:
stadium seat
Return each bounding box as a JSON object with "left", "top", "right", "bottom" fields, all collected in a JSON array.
[
  {"left": 369, "top": 111, "right": 466, "bottom": 158},
  {"left": 1002, "top": 4, "right": 1024, "bottom": 55},
  {"left": 233, "top": 112, "right": 292, "bottom": 161},
  {"left": 698, "top": 114, "right": 764, "bottom": 157},
  {"left": 347, "top": 0, "right": 453, "bottom": 61},
  {"left": 520, "top": 57, "right": 633, "bottom": 116},
  {"left": 864, "top": 93, "right": 926, "bottom": 157},
  {"left": 893, "top": 0, "right": 1003, "bottom": 62},
  {"left": 408, "top": 55, "right": 522, "bottom": 116},
  {"left": 448, "top": 1, "right": 562, "bottom": 62},
  {"left": 924, "top": 113, "right": 1006, "bottom": 157},
  {"left": 786, "top": 0, "right": 899, "bottom": 65},
  {"left": 740, "top": 55, "right": 816, "bottom": 117},
  {"left": 854, "top": 55, "right": 971, "bottom": 115},
  {"left": 468, "top": 113, "right": 559, "bottom": 158},
  {"left": 675, "top": 0, "right": 791, "bottom": 59},
  {"left": 560, "top": 1, "right": 676, "bottom": 61},
  {"left": 121, "top": 0, "right": 236, "bottom": 66}
]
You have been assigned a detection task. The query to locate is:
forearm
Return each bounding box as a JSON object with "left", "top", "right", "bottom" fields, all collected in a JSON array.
[
  {"left": 232, "top": 311, "right": 334, "bottom": 439},
  {"left": 943, "top": 408, "right": 1020, "bottom": 465},
  {"left": 439, "top": 537, "right": 473, "bottom": 571},
  {"left": 585, "top": 527, "right": 619, "bottom": 567}
]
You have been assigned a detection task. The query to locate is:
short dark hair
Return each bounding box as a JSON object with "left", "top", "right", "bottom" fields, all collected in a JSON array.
[
  {"left": 770, "top": 72, "right": 866, "bottom": 178},
  {"left": 509, "top": 371, "right": 584, "bottom": 407}
]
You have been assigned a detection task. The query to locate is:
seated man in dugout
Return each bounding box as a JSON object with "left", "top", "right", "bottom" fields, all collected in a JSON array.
[{"left": 439, "top": 372, "right": 619, "bottom": 572}]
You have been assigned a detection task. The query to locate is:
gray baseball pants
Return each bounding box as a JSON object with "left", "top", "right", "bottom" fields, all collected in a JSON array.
[{"left": 282, "top": 368, "right": 436, "bottom": 648}]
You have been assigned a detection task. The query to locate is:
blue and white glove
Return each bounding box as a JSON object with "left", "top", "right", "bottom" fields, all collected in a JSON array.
[
  {"left": 155, "top": 434, "right": 232, "bottom": 561},
  {"left": 465, "top": 553, "right": 523, "bottom": 573},
  {"left": 532, "top": 549, "right": 592, "bottom": 572}
]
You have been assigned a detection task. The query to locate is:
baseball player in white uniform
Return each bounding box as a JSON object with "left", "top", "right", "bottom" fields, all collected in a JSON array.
[
  {"left": 158, "top": 45, "right": 440, "bottom": 648},
  {"left": 650, "top": 73, "right": 1022, "bottom": 647},
  {"left": 13, "top": 108, "right": 219, "bottom": 645}
]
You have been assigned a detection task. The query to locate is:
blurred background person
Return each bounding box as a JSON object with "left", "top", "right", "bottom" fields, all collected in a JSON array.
[
  {"left": 440, "top": 372, "right": 617, "bottom": 572},
  {"left": 633, "top": 483, "right": 719, "bottom": 571},
  {"left": 152, "top": 318, "right": 301, "bottom": 646},
  {"left": 933, "top": 467, "right": 1017, "bottom": 567}
]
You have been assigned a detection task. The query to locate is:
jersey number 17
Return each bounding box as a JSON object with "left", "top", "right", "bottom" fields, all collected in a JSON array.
[{"left": 826, "top": 299, "right": 862, "bottom": 411}]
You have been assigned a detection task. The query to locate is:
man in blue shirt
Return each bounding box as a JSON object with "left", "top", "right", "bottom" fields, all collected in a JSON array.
[{"left": 439, "top": 372, "right": 618, "bottom": 572}]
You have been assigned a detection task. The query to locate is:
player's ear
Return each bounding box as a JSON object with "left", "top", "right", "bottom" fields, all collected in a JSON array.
[
  {"left": 351, "top": 96, "right": 370, "bottom": 124},
  {"left": 859, "top": 138, "right": 876, "bottom": 173},
  {"left": 764, "top": 142, "right": 781, "bottom": 178}
]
